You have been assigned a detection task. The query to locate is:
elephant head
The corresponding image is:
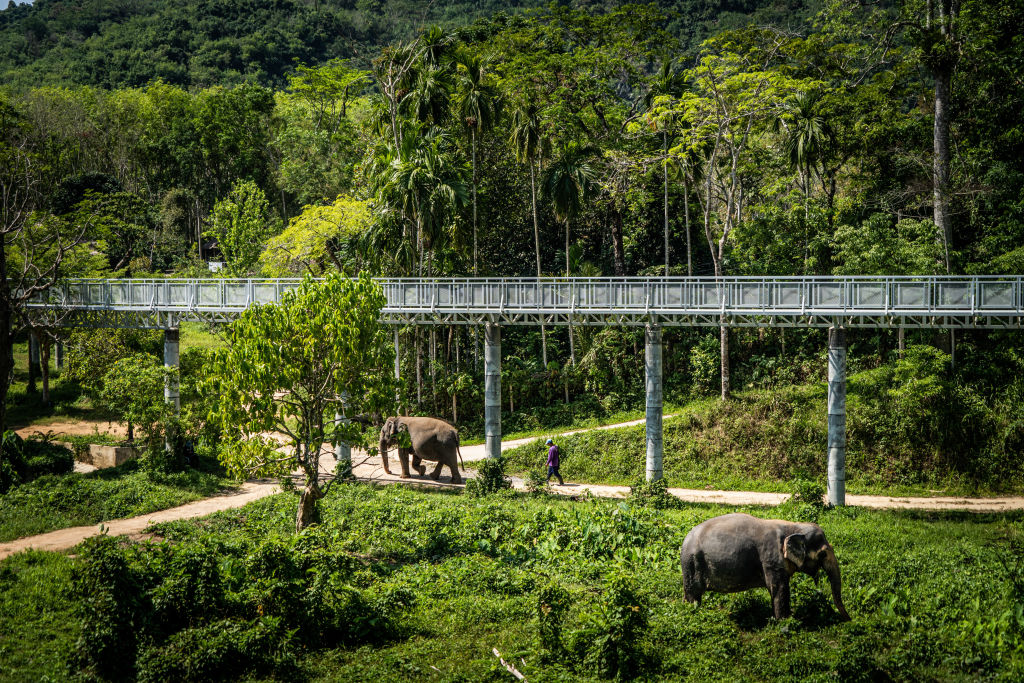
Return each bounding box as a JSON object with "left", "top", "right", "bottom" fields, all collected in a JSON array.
[
  {"left": 782, "top": 532, "right": 850, "bottom": 621},
  {"left": 378, "top": 417, "right": 407, "bottom": 474}
]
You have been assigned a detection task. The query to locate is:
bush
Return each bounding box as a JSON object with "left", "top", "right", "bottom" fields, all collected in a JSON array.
[
  {"left": 0, "top": 431, "right": 73, "bottom": 493},
  {"left": 537, "top": 582, "right": 571, "bottom": 662},
  {"left": 526, "top": 469, "right": 549, "bottom": 495},
  {"left": 136, "top": 617, "right": 298, "bottom": 683},
  {"left": 628, "top": 478, "right": 680, "bottom": 509},
  {"left": 465, "top": 457, "right": 512, "bottom": 497},
  {"left": 791, "top": 478, "right": 826, "bottom": 509},
  {"left": 69, "top": 536, "right": 150, "bottom": 680},
  {"left": 572, "top": 572, "right": 650, "bottom": 679}
]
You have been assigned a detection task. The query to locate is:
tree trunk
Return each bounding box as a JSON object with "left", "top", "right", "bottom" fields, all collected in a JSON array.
[
  {"left": 416, "top": 328, "right": 423, "bottom": 406},
  {"left": 295, "top": 479, "right": 323, "bottom": 532},
  {"left": 610, "top": 208, "right": 626, "bottom": 276},
  {"left": 664, "top": 130, "right": 670, "bottom": 276},
  {"left": 41, "top": 337, "right": 50, "bottom": 405},
  {"left": 472, "top": 129, "right": 479, "bottom": 277},
  {"left": 684, "top": 178, "right": 692, "bottom": 276},
  {"left": 932, "top": 21, "right": 954, "bottom": 272},
  {"left": 430, "top": 330, "right": 437, "bottom": 414},
  {"left": 565, "top": 218, "right": 571, "bottom": 277},
  {"left": 719, "top": 317, "right": 730, "bottom": 400},
  {"left": 0, "top": 288, "right": 11, "bottom": 434},
  {"left": 531, "top": 159, "right": 548, "bottom": 367},
  {"left": 898, "top": 326, "right": 906, "bottom": 359}
]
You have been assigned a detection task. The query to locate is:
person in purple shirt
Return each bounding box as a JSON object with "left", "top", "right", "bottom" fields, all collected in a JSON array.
[{"left": 545, "top": 438, "right": 564, "bottom": 485}]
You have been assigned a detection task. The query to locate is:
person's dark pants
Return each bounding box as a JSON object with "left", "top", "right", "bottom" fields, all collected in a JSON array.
[{"left": 547, "top": 465, "right": 563, "bottom": 485}]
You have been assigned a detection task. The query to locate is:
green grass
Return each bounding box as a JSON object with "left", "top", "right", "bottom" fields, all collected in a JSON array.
[
  {"left": 4, "top": 483, "right": 1023, "bottom": 681},
  {"left": 500, "top": 375, "right": 1024, "bottom": 498},
  {"left": 0, "top": 459, "right": 235, "bottom": 542},
  {"left": 179, "top": 322, "right": 226, "bottom": 351}
]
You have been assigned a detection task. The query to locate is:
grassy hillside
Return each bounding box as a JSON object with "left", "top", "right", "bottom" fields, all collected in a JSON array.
[
  {"left": 0, "top": 0, "right": 818, "bottom": 89},
  {"left": 503, "top": 358, "right": 1024, "bottom": 497},
  {"left": 3, "top": 483, "right": 1023, "bottom": 680}
]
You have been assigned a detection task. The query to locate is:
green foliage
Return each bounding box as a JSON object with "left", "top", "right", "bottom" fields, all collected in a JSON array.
[
  {"left": 206, "top": 179, "right": 277, "bottom": 275},
  {"left": 537, "top": 581, "right": 570, "bottom": 662},
  {"left": 572, "top": 572, "right": 650, "bottom": 679},
  {"left": 98, "top": 353, "right": 166, "bottom": 443},
  {"left": 0, "top": 459, "right": 230, "bottom": 543},
  {"left": 258, "top": 195, "right": 371, "bottom": 276},
  {"left": 628, "top": 477, "right": 680, "bottom": 510},
  {"left": 792, "top": 477, "right": 826, "bottom": 509},
  {"left": 0, "top": 430, "right": 73, "bottom": 493},
  {"left": 525, "top": 469, "right": 549, "bottom": 495},
  {"left": 465, "top": 457, "right": 512, "bottom": 497}
]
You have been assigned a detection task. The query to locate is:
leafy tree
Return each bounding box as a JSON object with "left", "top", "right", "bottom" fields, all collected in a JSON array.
[
  {"left": 206, "top": 273, "right": 395, "bottom": 531},
  {"left": 98, "top": 353, "right": 166, "bottom": 444},
  {"left": 259, "top": 196, "right": 371, "bottom": 276},
  {"left": 456, "top": 52, "right": 501, "bottom": 276},
  {"left": 207, "top": 179, "right": 277, "bottom": 275}
]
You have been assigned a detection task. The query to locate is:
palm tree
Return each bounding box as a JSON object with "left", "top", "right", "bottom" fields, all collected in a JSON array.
[
  {"left": 510, "top": 101, "right": 549, "bottom": 364},
  {"left": 544, "top": 142, "right": 597, "bottom": 367},
  {"left": 456, "top": 53, "right": 501, "bottom": 278},
  {"left": 646, "top": 59, "right": 686, "bottom": 276},
  {"left": 406, "top": 65, "right": 451, "bottom": 127},
  {"left": 667, "top": 146, "right": 703, "bottom": 276},
  {"left": 775, "top": 90, "right": 831, "bottom": 273}
]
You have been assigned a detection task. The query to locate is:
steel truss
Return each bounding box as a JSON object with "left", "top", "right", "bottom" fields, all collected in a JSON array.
[{"left": 25, "top": 275, "right": 1024, "bottom": 331}]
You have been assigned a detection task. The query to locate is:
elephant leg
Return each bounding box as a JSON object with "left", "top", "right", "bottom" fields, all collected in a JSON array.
[
  {"left": 448, "top": 456, "right": 462, "bottom": 484},
  {"left": 411, "top": 452, "right": 427, "bottom": 476},
  {"left": 429, "top": 459, "right": 444, "bottom": 480},
  {"left": 682, "top": 556, "right": 704, "bottom": 606},
  {"left": 767, "top": 575, "right": 792, "bottom": 619},
  {"left": 398, "top": 448, "right": 412, "bottom": 478}
]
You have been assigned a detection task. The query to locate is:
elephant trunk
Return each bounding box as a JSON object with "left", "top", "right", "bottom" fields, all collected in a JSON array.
[
  {"left": 822, "top": 544, "right": 851, "bottom": 621},
  {"left": 379, "top": 437, "right": 392, "bottom": 474}
]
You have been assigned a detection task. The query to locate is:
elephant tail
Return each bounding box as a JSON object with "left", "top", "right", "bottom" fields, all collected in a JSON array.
[{"left": 457, "top": 444, "right": 465, "bottom": 472}]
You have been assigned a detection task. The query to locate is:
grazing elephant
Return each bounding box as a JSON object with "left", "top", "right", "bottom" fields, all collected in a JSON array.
[
  {"left": 680, "top": 513, "right": 850, "bottom": 621},
  {"left": 378, "top": 416, "right": 465, "bottom": 484}
]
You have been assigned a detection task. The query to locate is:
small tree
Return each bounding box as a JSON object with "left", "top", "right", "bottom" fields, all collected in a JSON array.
[
  {"left": 206, "top": 273, "right": 395, "bottom": 531},
  {"left": 207, "top": 179, "right": 276, "bottom": 275},
  {"left": 98, "top": 353, "right": 166, "bottom": 444}
]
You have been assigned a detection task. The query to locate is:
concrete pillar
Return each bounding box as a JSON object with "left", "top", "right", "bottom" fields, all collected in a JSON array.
[
  {"left": 484, "top": 323, "right": 501, "bottom": 459},
  {"left": 645, "top": 325, "right": 664, "bottom": 482},
  {"left": 827, "top": 326, "right": 846, "bottom": 506},
  {"left": 334, "top": 411, "right": 351, "bottom": 475},
  {"left": 163, "top": 328, "right": 180, "bottom": 413},
  {"left": 55, "top": 341, "right": 64, "bottom": 371}
]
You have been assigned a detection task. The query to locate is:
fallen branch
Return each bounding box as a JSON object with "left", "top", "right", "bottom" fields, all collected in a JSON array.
[{"left": 492, "top": 648, "right": 526, "bottom": 681}]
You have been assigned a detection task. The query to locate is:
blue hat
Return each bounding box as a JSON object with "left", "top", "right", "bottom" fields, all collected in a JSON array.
[{"left": 545, "top": 439, "right": 553, "bottom": 445}]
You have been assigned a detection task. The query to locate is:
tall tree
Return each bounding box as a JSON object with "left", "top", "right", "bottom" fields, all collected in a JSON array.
[
  {"left": 207, "top": 274, "right": 395, "bottom": 532},
  {"left": 456, "top": 53, "right": 501, "bottom": 277},
  {"left": 544, "top": 142, "right": 598, "bottom": 367},
  {"left": 510, "top": 101, "right": 549, "bottom": 365}
]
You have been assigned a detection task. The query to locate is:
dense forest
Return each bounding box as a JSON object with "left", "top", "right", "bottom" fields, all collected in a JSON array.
[{"left": 2, "top": 0, "right": 1024, "bottom": 485}]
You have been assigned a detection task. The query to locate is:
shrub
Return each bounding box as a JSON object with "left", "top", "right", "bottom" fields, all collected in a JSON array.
[
  {"left": 525, "top": 469, "right": 549, "bottom": 495},
  {"left": 572, "top": 572, "right": 650, "bottom": 679},
  {"left": 69, "top": 536, "right": 150, "bottom": 680},
  {"left": 791, "top": 477, "right": 826, "bottom": 509},
  {"left": 0, "top": 431, "right": 73, "bottom": 493},
  {"left": 537, "top": 582, "right": 571, "bottom": 662},
  {"left": 136, "top": 617, "right": 298, "bottom": 683},
  {"left": 150, "top": 544, "right": 225, "bottom": 633},
  {"left": 465, "top": 457, "right": 512, "bottom": 497},
  {"left": 628, "top": 478, "right": 680, "bottom": 509}
]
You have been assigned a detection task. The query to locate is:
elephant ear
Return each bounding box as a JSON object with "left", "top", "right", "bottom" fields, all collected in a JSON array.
[{"left": 783, "top": 534, "right": 807, "bottom": 569}]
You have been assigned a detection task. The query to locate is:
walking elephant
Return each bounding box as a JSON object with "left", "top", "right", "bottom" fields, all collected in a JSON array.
[
  {"left": 378, "top": 416, "right": 465, "bottom": 484},
  {"left": 680, "top": 513, "right": 850, "bottom": 621}
]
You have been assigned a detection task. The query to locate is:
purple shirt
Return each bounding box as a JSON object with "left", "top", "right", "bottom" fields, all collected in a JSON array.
[{"left": 547, "top": 445, "right": 560, "bottom": 467}]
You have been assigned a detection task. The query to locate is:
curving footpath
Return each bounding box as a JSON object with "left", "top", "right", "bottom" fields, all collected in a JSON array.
[{"left": 3, "top": 417, "right": 1024, "bottom": 561}]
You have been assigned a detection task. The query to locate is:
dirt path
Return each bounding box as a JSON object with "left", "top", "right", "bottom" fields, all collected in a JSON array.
[
  {"left": 15, "top": 418, "right": 128, "bottom": 440},
  {"left": 4, "top": 416, "right": 1024, "bottom": 561}
]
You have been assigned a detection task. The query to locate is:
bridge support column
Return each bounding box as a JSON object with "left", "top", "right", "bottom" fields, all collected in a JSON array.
[
  {"left": 164, "top": 329, "right": 180, "bottom": 413},
  {"left": 163, "top": 328, "right": 180, "bottom": 455},
  {"left": 827, "top": 326, "right": 846, "bottom": 506},
  {"left": 645, "top": 324, "right": 663, "bottom": 482},
  {"left": 334, "top": 411, "right": 351, "bottom": 476},
  {"left": 484, "top": 323, "right": 501, "bottom": 459},
  {"left": 393, "top": 327, "right": 401, "bottom": 412},
  {"left": 28, "top": 332, "right": 40, "bottom": 392}
]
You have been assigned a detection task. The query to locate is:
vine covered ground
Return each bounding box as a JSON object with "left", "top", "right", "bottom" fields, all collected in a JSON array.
[{"left": 2, "top": 483, "right": 1023, "bottom": 681}]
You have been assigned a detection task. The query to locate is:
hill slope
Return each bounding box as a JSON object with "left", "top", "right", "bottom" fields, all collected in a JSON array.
[{"left": 0, "top": 0, "right": 818, "bottom": 89}]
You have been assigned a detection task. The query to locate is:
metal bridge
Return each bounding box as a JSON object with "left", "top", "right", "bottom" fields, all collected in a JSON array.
[
  {"left": 25, "top": 275, "right": 1024, "bottom": 329},
  {"left": 25, "top": 275, "right": 1024, "bottom": 508}
]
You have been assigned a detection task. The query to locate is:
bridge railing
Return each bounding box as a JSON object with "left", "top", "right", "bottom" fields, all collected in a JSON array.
[{"left": 28, "top": 276, "right": 1024, "bottom": 317}]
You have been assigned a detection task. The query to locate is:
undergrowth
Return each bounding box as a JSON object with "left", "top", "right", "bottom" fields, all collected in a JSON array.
[{"left": 3, "top": 483, "right": 1023, "bottom": 681}]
